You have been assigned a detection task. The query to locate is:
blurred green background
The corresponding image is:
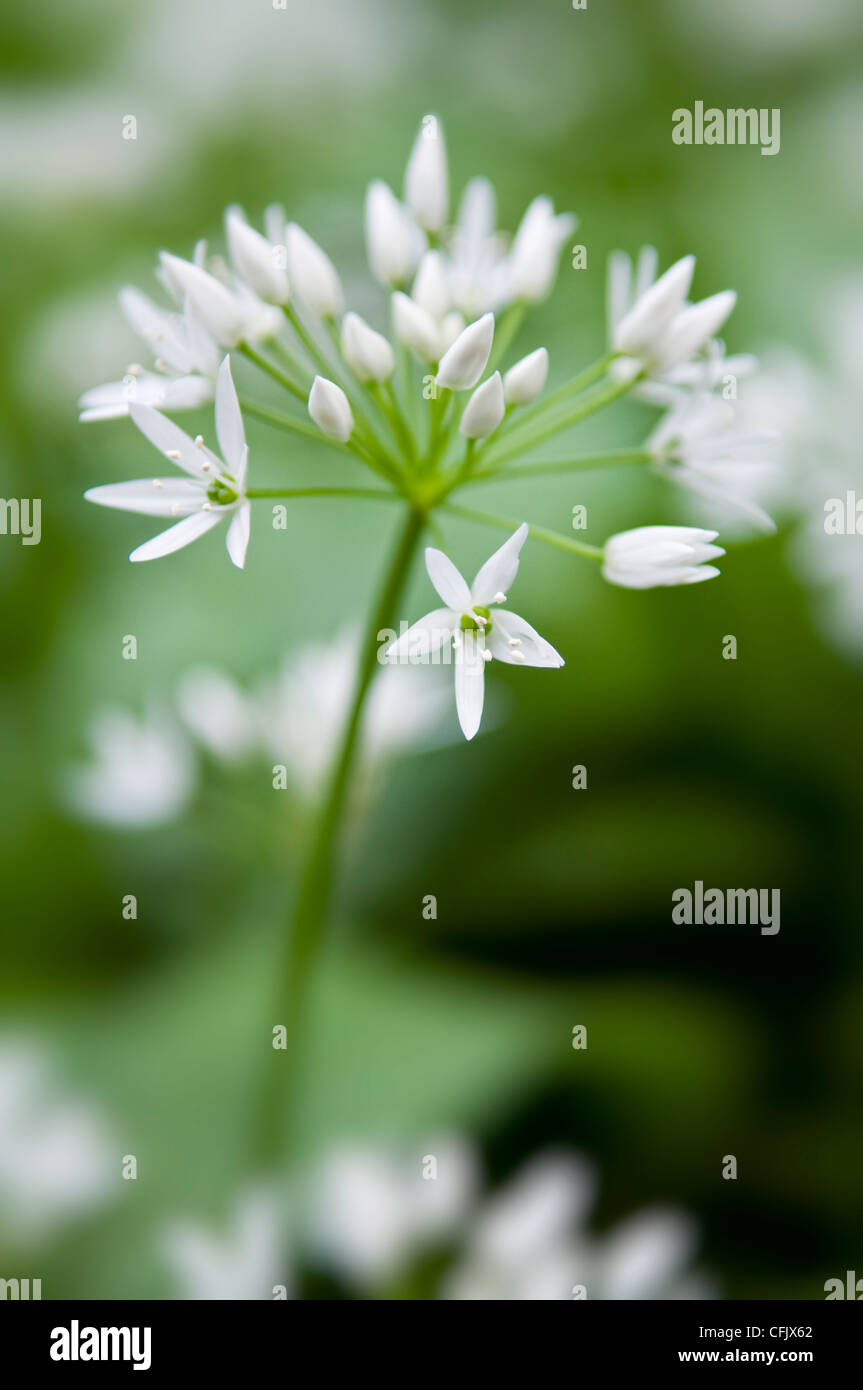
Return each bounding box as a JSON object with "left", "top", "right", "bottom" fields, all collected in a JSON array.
[{"left": 1, "top": 0, "right": 862, "bottom": 1298}]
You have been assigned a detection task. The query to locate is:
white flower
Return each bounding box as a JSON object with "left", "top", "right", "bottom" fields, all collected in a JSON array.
[
  {"left": 610, "top": 248, "right": 737, "bottom": 381},
  {"left": 444, "top": 1148, "right": 714, "bottom": 1302},
  {"left": 256, "top": 628, "right": 450, "bottom": 796},
  {"left": 78, "top": 286, "right": 218, "bottom": 422},
  {"left": 460, "top": 370, "right": 505, "bottom": 439},
  {"left": 404, "top": 114, "right": 448, "bottom": 233},
  {"left": 412, "top": 250, "right": 451, "bottom": 320},
  {"left": 447, "top": 178, "right": 512, "bottom": 317},
  {"left": 225, "top": 205, "right": 290, "bottom": 306},
  {"left": 391, "top": 290, "right": 442, "bottom": 362},
  {"left": 285, "top": 222, "right": 343, "bottom": 318},
  {"left": 163, "top": 1187, "right": 288, "bottom": 1300},
  {"left": 159, "top": 251, "right": 247, "bottom": 347},
  {"left": 365, "top": 180, "right": 425, "bottom": 287},
  {"left": 385, "top": 524, "right": 564, "bottom": 741},
  {"left": 649, "top": 394, "right": 778, "bottom": 533},
  {"left": 0, "top": 1041, "right": 115, "bottom": 1243},
  {"left": 309, "top": 1136, "right": 477, "bottom": 1288},
  {"left": 85, "top": 356, "right": 252, "bottom": 567},
  {"left": 65, "top": 707, "right": 195, "bottom": 826},
  {"left": 308, "top": 375, "right": 353, "bottom": 441},
  {"left": 435, "top": 312, "right": 495, "bottom": 391},
  {"left": 603, "top": 525, "right": 725, "bottom": 589},
  {"left": 507, "top": 196, "right": 577, "bottom": 303},
  {"left": 340, "top": 311, "right": 395, "bottom": 383},
  {"left": 176, "top": 666, "right": 261, "bottom": 763},
  {"left": 503, "top": 347, "right": 549, "bottom": 406}
]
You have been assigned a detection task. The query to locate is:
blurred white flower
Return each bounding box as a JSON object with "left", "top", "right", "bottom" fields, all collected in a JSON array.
[
  {"left": 309, "top": 1135, "right": 478, "bottom": 1287},
  {"left": 649, "top": 393, "right": 779, "bottom": 534},
  {"left": 176, "top": 666, "right": 261, "bottom": 763},
  {"left": 257, "top": 628, "right": 450, "bottom": 793},
  {"left": 65, "top": 707, "right": 195, "bottom": 827},
  {"left": 609, "top": 248, "right": 736, "bottom": 386},
  {"left": 163, "top": 1186, "right": 288, "bottom": 1300},
  {"left": 0, "top": 1041, "right": 115, "bottom": 1243},
  {"left": 444, "top": 1149, "right": 714, "bottom": 1301}
]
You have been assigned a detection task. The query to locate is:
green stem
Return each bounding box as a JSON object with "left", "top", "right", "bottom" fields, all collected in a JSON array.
[
  {"left": 239, "top": 341, "right": 308, "bottom": 403},
  {"left": 480, "top": 372, "right": 641, "bottom": 471},
  {"left": 440, "top": 501, "right": 603, "bottom": 561},
  {"left": 250, "top": 507, "right": 427, "bottom": 1170},
  {"left": 246, "top": 486, "right": 396, "bottom": 501},
  {"left": 468, "top": 449, "right": 653, "bottom": 484},
  {"left": 486, "top": 302, "right": 526, "bottom": 374},
  {"left": 239, "top": 397, "right": 405, "bottom": 489}
]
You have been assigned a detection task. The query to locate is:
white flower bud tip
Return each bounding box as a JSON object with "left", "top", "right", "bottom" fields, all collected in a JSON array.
[
  {"left": 391, "top": 291, "right": 441, "bottom": 363},
  {"left": 365, "top": 180, "right": 424, "bottom": 287},
  {"left": 503, "top": 347, "right": 549, "bottom": 406},
  {"left": 308, "top": 376, "right": 354, "bottom": 441},
  {"left": 436, "top": 312, "right": 495, "bottom": 390},
  {"left": 612, "top": 254, "right": 695, "bottom": 358},
  {"left": 460, "top": 371, "right": 505, "bottom": 439},
  {"left": 412, "top": 250, "right": 451, "bottom": 320},
  {"left": 159, "top": 252, "right": 245, "bottom": 347},
  {"left": 225, "top": 207, "right": 290, "bottom": 306},
  {"left": 285, "top": 223, "right": 343, "bottom": 318},
  {"left": 341, "top": 312, "right": 395, "bottom": 383},
  {"left": 404, "top": 115, "right": 448, "bottom": 233}
]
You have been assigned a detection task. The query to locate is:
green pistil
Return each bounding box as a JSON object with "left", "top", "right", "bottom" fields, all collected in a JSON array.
[
  {"left": 460, "top": 605, "right": 491, "bottom": 633},
  {"left": 206, "top": 481, "right": 238, "bottom": 506}
]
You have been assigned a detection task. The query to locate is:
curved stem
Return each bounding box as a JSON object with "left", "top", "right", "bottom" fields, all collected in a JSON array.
[
  {"left": 467, "top": 449, "right": 653, "bottom": 484},
  {"left": 239, "top": 341, "right": 307, "bottom": 402},
  {"left": 250, "top": 507, "right": 426, "bottom": 1171},
  {"left": 440, "top": 500, "right": 603, "bottom": 561},
  {"left": 246, "top": 486, "right": 397, "bottom": 501},
  {"left": 480, "top": 372, "right": 642, "bottom": 470}
]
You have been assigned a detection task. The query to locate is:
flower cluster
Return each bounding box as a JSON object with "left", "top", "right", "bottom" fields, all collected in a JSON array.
[{"left": 81, "top": 116, "right": 778, "bottom": 740}]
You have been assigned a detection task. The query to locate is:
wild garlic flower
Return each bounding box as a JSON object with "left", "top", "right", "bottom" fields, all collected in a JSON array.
[
  {"left": 603, "top": 526, "right": 725, "bottom": 589},
  {"left": 65, "top": 706, "right": 196, "bottom": 826},
  {"left": 649, "top": 393, "right": 779, "bottom": 533},
  {"left": 80, "top": 114, "right": 772, "bottom": 748},
  {"left": 385, "top": 524, "right": 563, "bottom": 741},
  {"left": 608, "top": 246, "right": 736, "bottom": 386},
  {"left": 78, "top": 286, "right": 219, "bottom": 421},
  {"left": 85, "top": 356, "right": 251, "bottom": 566}
]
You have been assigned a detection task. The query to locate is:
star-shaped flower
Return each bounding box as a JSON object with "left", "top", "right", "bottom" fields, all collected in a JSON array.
[
  {"left": 85, "top": 356, "right": 251, "bottom": 567},
  {"left": 385, "top": 524, "right": 564, "bottom": 740}
]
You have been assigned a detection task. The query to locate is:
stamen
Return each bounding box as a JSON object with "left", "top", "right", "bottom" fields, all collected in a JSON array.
[
  {"left": 481, "top": 648, "right": 492, "bottom": 662},
  {"left": 494, "top": 591, "right": 507, "bottom": 603},
  {"left": 512, "top": 650, "right": 525, "bottom": 663},
  {"left": 170, "top": 503, "right": 179, "bottom": 516},
  {"left": 154, "top": 358, "right": 166, "bottom": 373},
  {"left": 200, "top": 461, "right": 211, "bottom": 471},
  {"left": 194, "top": 435, "right": 205, "bottom": 448},
  {"left": 153, "top": 479, "right": 163, "bottom": 488},
  {"left": 127, "top": 363, "right": 143, "bottom": 376},
  {"left": 508, "top": 637, "right": 521, "bottom": 647},
  {"left": 202, "top": 502, "right": 212, "bottom": 511},
  {"left": 167, "top": 450, "right": 181, "bottom": 460}
]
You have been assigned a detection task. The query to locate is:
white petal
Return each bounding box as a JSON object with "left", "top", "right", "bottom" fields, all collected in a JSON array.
[
  {"left": 85, "top": 479, "right": 203, "bottom": 517},
  {"left": 308, "top": 376, "right": 353, "bottom": 441},
  {"left": 652, "top": 291, "right": 737, "bottom": 374},
  {"left": 159, "top": 252, "right": 245, "bottom": 347},
  {"left": 613, "top": 254, "right": 694, "bottom": 357},
  {"left": 129, "top": 509, "right": 224, "bottom": 562},
  {"left": 436, "top": 313, "right": 494, "bottom": 391},
  {"left": 459, "top": 371, "right": 505, "bottom": 439},
  {"left": 225, "top": 501, "right": 251, "bottom": 569},
  {"left": 471, "top": 523, "right": 529, "bottom": 605},
  {"left": 129, "top": 403, "right": 220, "bottom": 479},
  {"left": 503, "top": 348, "right": 549, "bottom": 406},
  {"left": 384, "top": 609, "right": 455, "bottom": 660},
  {"left": 391, "top": 291, "right": 441, "bottom": 362},
  {"left": 404, "top": 115, "right": 448, "bottom": 233},
  {"left": 365, "top": 180, "right": 425, "bottom": 286},
  {"left": 425, "top": 547, "right": 471, "bottom": 610},
  {"left": 490, "top": 610, "right": 564, "bottom": 668},
  {"left": 454, "top": 635, "right": 485, "bottom": 740},
  {"left": 215, "top": 356, "right": 246, "bottom": 475},
  {"left": 225, "top": 207, "right": 290, "bottom": 305},
  {"left": 412, "top": 251, "right": 451, "bottom": 320}
]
